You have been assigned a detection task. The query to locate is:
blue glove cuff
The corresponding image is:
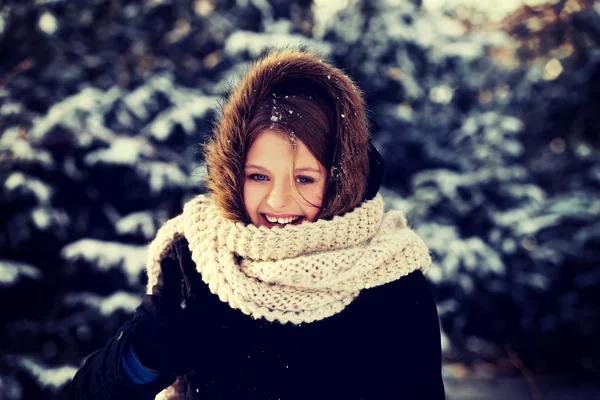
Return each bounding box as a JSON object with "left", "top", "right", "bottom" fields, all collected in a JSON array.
[{"left": 122, "top": 341, "right": 161, "bottom": 384}]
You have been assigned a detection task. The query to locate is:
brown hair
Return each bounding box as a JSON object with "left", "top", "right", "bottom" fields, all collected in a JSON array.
[{"left": 203, "top": 47, "right": 370, "bottom": 224}]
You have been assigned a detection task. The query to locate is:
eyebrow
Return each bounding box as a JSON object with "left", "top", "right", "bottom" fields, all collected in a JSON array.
[{"left": 245, "top": 164, "right": 321, "bottom": 174}]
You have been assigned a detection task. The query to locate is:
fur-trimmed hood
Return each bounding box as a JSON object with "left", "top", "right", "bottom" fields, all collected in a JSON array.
[{"left": 203, "top": 47, "right": 373, "bottom": 223}]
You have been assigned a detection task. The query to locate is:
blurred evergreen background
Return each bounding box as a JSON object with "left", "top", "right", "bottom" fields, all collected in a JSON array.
[{"left": 1, "top": 0, "right": 599, "bottom": 398}]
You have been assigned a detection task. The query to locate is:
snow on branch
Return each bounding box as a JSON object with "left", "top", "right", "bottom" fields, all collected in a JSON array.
[
  {"left": 0, "top": 260, "right": 43, "bottom": 287},
  {"left": 61, "top": 239, "right": 147, "bottom": 287}
]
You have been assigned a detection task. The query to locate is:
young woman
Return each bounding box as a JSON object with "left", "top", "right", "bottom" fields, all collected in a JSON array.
[{"left": 69, "top": 47, "right": 445, "bottom": 399}]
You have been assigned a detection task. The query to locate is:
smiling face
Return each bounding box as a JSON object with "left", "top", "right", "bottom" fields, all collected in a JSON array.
[{"left": 243, "top": 130, "right": 327, "bottom": 228}]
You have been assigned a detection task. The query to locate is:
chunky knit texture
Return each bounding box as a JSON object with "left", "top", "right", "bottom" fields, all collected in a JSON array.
[
  {"left": 146, "top": 193, "right": 431, "bottom": 325},
  {"left": 155, "top": 378, "right": 185, "bottom": 400},
  {"left": 147, "top": 193, "right": 431, "bottom": 400}
]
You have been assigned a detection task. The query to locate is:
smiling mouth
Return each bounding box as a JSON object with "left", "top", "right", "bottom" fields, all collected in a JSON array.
[{"left": 261, "top": 214, "right": 305, "bottom": 228}]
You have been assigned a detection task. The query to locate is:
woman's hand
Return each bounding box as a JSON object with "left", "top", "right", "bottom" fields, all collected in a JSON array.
[{"left": 129, "top": 241, "right": 200, "bottom": 376}]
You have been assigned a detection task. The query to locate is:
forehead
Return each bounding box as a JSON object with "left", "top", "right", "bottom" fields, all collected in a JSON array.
[{"left": 245, "top": 130, "right": 320, "bottom": 169}]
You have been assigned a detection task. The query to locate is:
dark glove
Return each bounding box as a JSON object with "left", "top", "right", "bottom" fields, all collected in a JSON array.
[{"left": 129, "top": 241, "right": 199, "bottom": 376}]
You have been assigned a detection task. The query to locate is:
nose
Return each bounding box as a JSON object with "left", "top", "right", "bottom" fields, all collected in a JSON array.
[{"left": 266, "top": 181, "right": 292, "bottom": 209}]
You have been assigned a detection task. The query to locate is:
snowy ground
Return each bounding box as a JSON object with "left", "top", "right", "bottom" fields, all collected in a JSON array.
[{"left": 445, "top": 377, "right": 600, "bottom": 400}]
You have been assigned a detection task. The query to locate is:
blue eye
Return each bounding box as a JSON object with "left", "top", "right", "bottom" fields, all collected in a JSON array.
[
  {"left": 297, "top": 176, "right": 314, "bottom": 184},
  {"left": 249, "top": 174, "right": 268, "bottom": 181}
]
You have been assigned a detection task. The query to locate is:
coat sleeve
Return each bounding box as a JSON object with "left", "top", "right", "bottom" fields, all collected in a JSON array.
[
  {"left": 68, "top": 236, "right": 195, "bottom": 399},
  {"left": 67, "top": 316, "right": 176, "bottom": 400},
  {"left": 353, "top": 270, "right": 446, "bottom": 399}
]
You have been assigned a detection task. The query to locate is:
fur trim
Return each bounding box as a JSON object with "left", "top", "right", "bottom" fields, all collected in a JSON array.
[{"left": 203, "top": 47, "right": 370, "bottom": 222}]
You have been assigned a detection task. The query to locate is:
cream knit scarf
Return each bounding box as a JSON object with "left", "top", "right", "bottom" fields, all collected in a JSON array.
[
  {"left": 146, "top": 193, "right": 431, "bottom": 326},
  {"left": 150, "top": 194, "right": 431, "bottom": 399}
]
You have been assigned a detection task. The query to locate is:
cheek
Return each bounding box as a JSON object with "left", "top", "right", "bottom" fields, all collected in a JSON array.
[
  {"left": 298, "top": 185, "right": 320, "bottom": 203},
  {"left": 299, "top": 182, "right": 326, "bottom": 220},
  {"left": 311, "top": 179, "right": 327, "bottom": 204},
  {"left": 243, "top": 183, "right": 263, "bottom": 216},
  {"left": 243, "top": 184, "right": 253, "bottom": 213}
]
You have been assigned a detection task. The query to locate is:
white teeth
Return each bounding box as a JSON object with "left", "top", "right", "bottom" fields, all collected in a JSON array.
[{"left": 265, "top": 215, "right": 300, "bottom": 224}]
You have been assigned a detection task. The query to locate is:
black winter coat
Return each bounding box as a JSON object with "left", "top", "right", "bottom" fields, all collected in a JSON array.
[{"left": 69, "top": 237, "right": 445, "bottom": 399}]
